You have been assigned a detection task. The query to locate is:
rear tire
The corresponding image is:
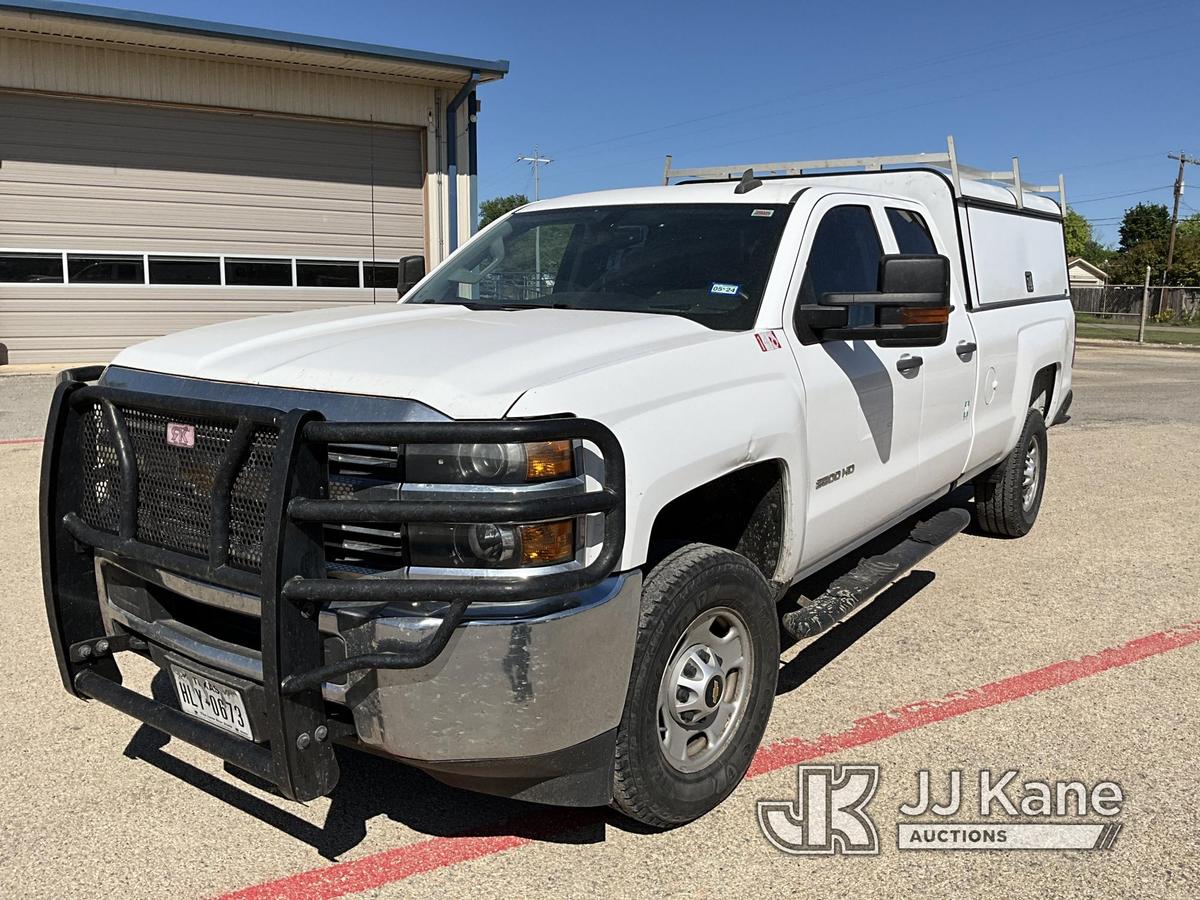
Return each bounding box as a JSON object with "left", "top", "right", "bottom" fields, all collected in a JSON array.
[
  {"left": 611, "top": 544, "right": 778, "bottom": 828},
  {"left": 974, "top": 408, "right": 1048, "bottom": 538}
]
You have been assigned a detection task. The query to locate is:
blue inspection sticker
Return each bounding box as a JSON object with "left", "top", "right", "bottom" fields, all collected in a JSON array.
[{"left": 710, "top": 282, "right": 740, "bottom": 295}]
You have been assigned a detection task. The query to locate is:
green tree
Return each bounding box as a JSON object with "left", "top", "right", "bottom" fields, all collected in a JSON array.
[
  {"left": 1062, "top": 207, "right": 1114, "bottom": 265},
  {"left": 1063, "top": 208, "right": 1093, "bottom": 258},
  {"left": 1170, "top": 234, "right": 1200, "bottom": 284},
  {"left": 1105, "top": 240, "right": 1164, "bottom": 285},
  {"left": 1118, "top": 202, "right": 1170, "bottom": 251},
  {"left": 1177, "top": 212, "right": 1200, "bottom": 241},
  {"left": 478, "top": 193, "right": 529, "bottom": 227}
]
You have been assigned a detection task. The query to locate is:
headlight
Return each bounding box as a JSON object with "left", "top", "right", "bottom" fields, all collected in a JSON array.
[
  {"left": 405, "top": 440, "right": 574, "bottom": 484},
  {"left": 409, "top": 519, "right": 576, "bottom": 568}
]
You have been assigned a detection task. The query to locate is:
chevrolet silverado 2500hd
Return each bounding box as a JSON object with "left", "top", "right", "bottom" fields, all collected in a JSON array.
[{"left": 42, "top": 141, "right": 1074, "bottom": 827}]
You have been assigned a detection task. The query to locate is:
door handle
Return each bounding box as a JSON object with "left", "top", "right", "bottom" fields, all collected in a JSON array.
[
  {"left": 956, "top": 341, "right": 978, "bottom": 359},
  {"left": 896, "top": 355, "right": 923, "bottom": 373}
]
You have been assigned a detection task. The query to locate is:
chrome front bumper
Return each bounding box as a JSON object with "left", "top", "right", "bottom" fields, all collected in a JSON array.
[{"left": 96, "top": 556, "right": 641, "bottom": 764}]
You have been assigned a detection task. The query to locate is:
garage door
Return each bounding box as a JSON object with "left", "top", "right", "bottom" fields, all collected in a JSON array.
[{"left": 0, "top": 91, "right": 426, "bottom": 363}]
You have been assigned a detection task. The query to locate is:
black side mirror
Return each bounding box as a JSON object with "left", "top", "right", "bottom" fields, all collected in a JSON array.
[
  {"left": 397, "top": 255, "right": 426, "bottom": 298},
  {"left": 808, "top": 254, "right": 951, "bottom": 347}
]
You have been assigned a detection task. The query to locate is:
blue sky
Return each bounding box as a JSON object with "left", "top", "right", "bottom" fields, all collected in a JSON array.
[{"left": 118, "top": 0, "right": 1198, "bottom": 245}]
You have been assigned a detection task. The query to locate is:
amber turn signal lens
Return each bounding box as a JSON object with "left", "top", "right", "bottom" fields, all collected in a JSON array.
[
  {"left": 518, "top": 519, "right": 575, "bottom": 565},
  {"left": 525, "top": 440, "right": 574, "bottom": 480},
  {"left": 900, "top": 306, "right": 950, "bottom": 325}
]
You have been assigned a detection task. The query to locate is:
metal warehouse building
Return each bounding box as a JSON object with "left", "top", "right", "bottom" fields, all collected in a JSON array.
[{"left": 0, "top": 0, "right": 507, "bottom": 364}]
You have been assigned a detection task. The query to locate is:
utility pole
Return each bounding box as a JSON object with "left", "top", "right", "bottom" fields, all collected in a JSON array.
[
  {"left": 516, "top": 146, "right": 553, "bottom": 200},
  {"left": 1160, "top": 151, "right": 1199, "bottom": 315},
  {"left": 516, "top": 146, "right": 553, "bottom": 285}
]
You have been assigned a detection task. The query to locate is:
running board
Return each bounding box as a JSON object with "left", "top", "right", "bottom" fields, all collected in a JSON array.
[{"left": 782, "top": 508, "right": 970, "bottom": 640}]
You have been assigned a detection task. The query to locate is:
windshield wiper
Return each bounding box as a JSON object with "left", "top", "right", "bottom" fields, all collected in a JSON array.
[{"left": 423, "top": 300, "right": 573, "bottom": 311}]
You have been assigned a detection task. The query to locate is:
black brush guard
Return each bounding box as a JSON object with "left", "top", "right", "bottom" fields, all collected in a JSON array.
[{"left": 41, "top": 366, "right": 625, "bottom": 801}]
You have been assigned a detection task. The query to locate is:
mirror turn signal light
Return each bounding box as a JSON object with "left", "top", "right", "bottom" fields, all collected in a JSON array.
[{"left": 900, "top": 306, "right": 951, "bottom": 325}]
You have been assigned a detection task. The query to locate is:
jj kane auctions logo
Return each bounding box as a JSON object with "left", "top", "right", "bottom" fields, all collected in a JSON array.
[{"left": 758, "top": 765, "right": 1125, "bottom": 854}]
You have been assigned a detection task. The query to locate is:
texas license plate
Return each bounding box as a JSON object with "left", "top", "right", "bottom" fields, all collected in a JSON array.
[{"left": 171, "top": 666, "right": 253, "bottom": 740}]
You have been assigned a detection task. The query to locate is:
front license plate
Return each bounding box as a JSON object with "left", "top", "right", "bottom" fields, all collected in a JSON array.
[{"left": 171, "top": 666, "right": 254, "bottom": 740}]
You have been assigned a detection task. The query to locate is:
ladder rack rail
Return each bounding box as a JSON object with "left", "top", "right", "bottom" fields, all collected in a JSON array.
[{"left": 662, "top": 135, "right": 1065, "bottom": 212}]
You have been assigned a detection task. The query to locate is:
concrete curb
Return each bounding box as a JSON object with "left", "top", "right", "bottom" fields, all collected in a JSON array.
[
  {"left": 1075, "top": 337, "right": 1200, "bottom": 353},
  {"left": 0, "top": 364, "right": 74, "bottom": 378}
]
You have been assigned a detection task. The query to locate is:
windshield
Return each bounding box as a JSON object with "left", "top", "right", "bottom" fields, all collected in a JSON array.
[{"left": 405, "top": 203, "right": 790, "bottom": 330}]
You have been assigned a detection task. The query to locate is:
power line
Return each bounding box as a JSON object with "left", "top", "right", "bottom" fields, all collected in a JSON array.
[
  {"left": 1060, "top": 152, "right": 1166, "bottom": 173},
  {"left": 548, "top": 44, "right": 1170, "bottom": 186},
  {"left": 1070, "top": 185, "right": 1175, "bottom": 204},
  {"left": 546, "top": 1, "right": 1178, "bottom": 162}
]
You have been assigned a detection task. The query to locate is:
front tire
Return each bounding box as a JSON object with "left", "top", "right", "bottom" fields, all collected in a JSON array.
[
  {"left": 611, "top": 544, "right": 778, "bottom": 828},
  {"left": 974, "top": 408, "right": 1048, "bottom": 538}
]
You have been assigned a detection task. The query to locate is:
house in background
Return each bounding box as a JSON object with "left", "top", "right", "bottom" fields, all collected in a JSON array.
[{"left": 1068, "top": 257, "right": 1109, "bottom": 289}]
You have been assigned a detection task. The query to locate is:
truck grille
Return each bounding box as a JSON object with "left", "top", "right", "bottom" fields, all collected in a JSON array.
[
  {"left": 325, "top": 443, "right": 405, "bottom": 573},
  {"left": 78, "top": 403, "right": 279, "bottom": 571},
  {"left": 228, "top": 429, "right": 279, "bottom": 569},
  {"left": 78, "top": 402, "right": 405, "bottom": 575}
]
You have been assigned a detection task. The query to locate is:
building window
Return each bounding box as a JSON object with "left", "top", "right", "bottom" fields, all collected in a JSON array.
[
  {"left": 68, "top": 254, "right": 144, "bottom": 284},
  {"left": 225, "top": 258, "right": 293, "bottom": 286},
  {"left": 297, "top": 260, "right": 361, "bottom": 288},
  {"left": 149, "top": 256, "right": 221, "bottom": 285},
  {"left": 5, "top": 250, "right": 413, "bottom": 288},
  {"left": 0, "top": 253, "right": 63, "bottom": 283},
  {"left": 364, "top": 263, "right": 399, "bottom": 289}
]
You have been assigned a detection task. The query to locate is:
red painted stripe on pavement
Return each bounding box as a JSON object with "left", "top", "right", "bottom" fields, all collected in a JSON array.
[
  {"left": 219, "top": 811, "right": 594, "bottom": 900},
  {"left": 748, "top": 617, "right": 1200, "bottom": 776},
  {"left": 216, "top": 619, "right": 1200, "bottom": 900},
  {"left": 226, "top": 833, "right": 530, "bottom": 900},
  {"left": 0, "top": 437, "right": 43, "bottom": 445}
]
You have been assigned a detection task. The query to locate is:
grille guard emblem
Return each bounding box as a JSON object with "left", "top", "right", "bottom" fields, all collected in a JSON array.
[{"left": 166, "top": 423, "right": 195, "bottom": 449}]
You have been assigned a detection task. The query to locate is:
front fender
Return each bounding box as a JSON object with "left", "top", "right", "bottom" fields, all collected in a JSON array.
[{"left": 506, "top": 331, "right": 809, "bottom": 575}]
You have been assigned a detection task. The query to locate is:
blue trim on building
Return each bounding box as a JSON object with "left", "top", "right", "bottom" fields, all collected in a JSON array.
[{"left": 0, "top": 0, "right": 509, "bottom": 78}]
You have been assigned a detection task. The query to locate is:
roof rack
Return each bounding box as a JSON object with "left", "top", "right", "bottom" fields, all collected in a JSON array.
[{"left": 662, "top": 135, "right": 1066, "bottom": 211}]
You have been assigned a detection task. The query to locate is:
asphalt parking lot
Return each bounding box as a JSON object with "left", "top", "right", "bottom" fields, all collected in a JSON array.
[{"left": 1, "top": 343, "right": 1198, "bottom": 899}]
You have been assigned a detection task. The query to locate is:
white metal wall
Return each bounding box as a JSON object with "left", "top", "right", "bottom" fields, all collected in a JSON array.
[{"left": 0, "top": 91, "right": 427, "bottom": 363}]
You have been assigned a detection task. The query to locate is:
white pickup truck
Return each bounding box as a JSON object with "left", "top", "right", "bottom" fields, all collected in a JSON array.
[{"left": 42, "top": 141, "right": 1073, "bottom": 827}]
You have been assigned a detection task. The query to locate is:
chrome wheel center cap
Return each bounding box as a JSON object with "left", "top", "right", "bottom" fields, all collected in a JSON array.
[
  {"left": 666, "top": 643, "right": 725, "bottom": 726},
  {"left": 704, "top": 675, "right": 724, "bottom": 708}
]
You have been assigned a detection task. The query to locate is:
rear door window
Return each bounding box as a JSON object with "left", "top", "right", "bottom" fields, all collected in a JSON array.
[{"left": 885, "top": 208, "right": 937, "bottom": 254}]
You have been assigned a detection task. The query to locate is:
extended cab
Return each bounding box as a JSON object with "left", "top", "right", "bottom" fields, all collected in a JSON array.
[{"left": 41, "top": 141, "right": 1074, "bottom": 827}]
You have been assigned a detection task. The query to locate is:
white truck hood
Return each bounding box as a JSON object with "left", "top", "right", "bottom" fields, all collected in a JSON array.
[{"left": 112, "top": 302, "right": 721, "bottom": 418}]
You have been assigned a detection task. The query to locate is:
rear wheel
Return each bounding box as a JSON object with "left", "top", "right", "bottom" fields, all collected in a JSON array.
[
  {"left": 611, "top": 544, "right": 778, "bottom": 828},
  {"left": 974, "top": 408, "right": 1048, "bottom": 538}
]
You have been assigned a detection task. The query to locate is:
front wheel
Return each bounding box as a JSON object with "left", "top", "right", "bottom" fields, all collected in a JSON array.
[
  {"left": 611, "top": 544, "right": 778, "bottom": 828},
  {"left": 974, "top": 408, "right": 1048, "bottom": 538}
]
